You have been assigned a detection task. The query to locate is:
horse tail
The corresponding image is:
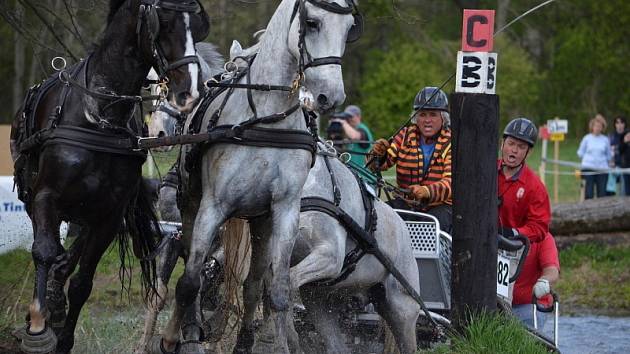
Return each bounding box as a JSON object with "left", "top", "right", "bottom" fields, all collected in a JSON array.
[
  {"left": 221, "top": 218, "right": 251, "bottom": 329},
  {"left": 118, "top": 178, "right": 161, "bottom": 300}
]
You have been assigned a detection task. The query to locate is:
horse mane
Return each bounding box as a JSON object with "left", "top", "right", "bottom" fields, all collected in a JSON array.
[
  {"left": 229, "top": 30, "right": 266, "bottom": 61},
  {"left": 195, "top": 42, "right": 225, "bottom": 77},
  {"left": 107, "top": 0, "right": 129, "bottom": 25}
]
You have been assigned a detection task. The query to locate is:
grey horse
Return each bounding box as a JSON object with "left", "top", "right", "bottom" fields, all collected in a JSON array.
[
  {"left": 145, "top": 102, "right": 423, "bottom": 353},
  {"left": 157, "top": 1, "right": 357, "bottom": 353},
  {"left": 233, "top": 145, "right": 422, "bottom": 354}
]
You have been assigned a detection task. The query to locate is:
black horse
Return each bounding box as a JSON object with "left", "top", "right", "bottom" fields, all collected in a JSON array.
[{"left": 9, "top": 1, "right": 209, "bottom": 353}]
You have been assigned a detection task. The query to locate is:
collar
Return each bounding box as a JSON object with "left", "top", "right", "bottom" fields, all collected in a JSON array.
[{"left": 498, "top": 161, "right": 525, "bottom": 181}]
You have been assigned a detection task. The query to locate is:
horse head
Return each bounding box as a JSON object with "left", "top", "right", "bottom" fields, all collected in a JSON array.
[
  {"left": 286, "top": 0, "right": 362, "bottom": 113},
  {"left": 135, "top": 0, "right": 210, "bottom": 113}
]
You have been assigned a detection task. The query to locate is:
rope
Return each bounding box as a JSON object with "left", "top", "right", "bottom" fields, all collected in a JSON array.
[{"left": 542, "top": 158, "right": 630, "bottom": 175}]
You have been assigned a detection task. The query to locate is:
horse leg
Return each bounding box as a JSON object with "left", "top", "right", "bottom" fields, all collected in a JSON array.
[
  {"left": 300, "top": 288, "right": 348, "bottom": 354},
  {"left": 55, "top": 219, "right": 120, "bottom": 354},
  {"left": 289, "top": 216, "right": 344, "bottom": 290},
  {"left": 266, "top": 203, "right": 301, "bottom": 354},
  {"left": 161, "top": 203, "right": 225, "bottom": 353},
  {"left": 20, "top": 191, "right": 64, "bottom": 353},
  {"left": 136, "top": 238, "right": 183, "bottom": 354},
  {"left": 48, "top": 234, "right": 85, "bottom": 335},
  {"left": 234, "top": 219, "right": 271, "bottom": 354},
  {"left": 370, "top": 279, "right": 420, "bottom": 354}
]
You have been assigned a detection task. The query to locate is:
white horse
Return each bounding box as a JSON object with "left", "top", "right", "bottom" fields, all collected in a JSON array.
[{"left": 156, "top": 0, "right": 358, "bottom": 353}]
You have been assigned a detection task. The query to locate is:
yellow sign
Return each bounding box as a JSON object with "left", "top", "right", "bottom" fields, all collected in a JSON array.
[{"left": 550, "top": 132, "right": 565, "bottom": 142}]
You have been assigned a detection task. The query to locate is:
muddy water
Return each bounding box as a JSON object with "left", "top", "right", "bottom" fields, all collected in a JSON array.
[{"left": 540, "top": 315, "right": 630, "bottom": 354}]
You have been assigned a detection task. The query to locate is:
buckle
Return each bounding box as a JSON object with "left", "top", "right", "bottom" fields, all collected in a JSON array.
[{"left": 226, "top": 125, "right": 243, "bottom": 141}]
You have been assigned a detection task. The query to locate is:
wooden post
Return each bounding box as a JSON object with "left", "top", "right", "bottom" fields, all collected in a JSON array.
[
  {"left": 553, "top": 140, "right": 560, "bottom": 203},
  {"left": 450, "top": 93, "right": 500, "bottom": 329},
  {"left": 539, "top": 138, "right": 548, "bottom": 186}
]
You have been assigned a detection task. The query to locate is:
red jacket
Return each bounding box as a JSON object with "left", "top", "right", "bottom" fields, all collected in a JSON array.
[
  {"left": 498, "top": 161, "right": 550, "bottom": 242},
  {"left": 512, "top": 233, "right": 560, "bottom": 306}
]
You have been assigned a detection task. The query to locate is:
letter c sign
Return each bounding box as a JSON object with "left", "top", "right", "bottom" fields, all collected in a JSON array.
[{"left": 461, "top": 10, "right": 494, "bottom": 52}]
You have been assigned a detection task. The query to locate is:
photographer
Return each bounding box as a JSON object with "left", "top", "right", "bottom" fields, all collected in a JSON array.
[{"left": 327, "top": 105, "right": 374, "bottom": 166}]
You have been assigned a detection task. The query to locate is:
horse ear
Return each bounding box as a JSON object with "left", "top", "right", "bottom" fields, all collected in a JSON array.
[
  {"left": 230, "top": 40, "right": 243, "bottom": 60},
  {"left": 192, "top": 2, "right": 211, "bottom": 42}
]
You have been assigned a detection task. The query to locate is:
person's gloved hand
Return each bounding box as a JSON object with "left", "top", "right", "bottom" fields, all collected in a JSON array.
[
  {"left": 370, "top": 138, "right": 390, "bottom": 157},
  {"left": 533, "top": 278, "right": 551, "bottom": 299},
  {"left": 409, "top": 185, "right": 430, "bottom": 200}
]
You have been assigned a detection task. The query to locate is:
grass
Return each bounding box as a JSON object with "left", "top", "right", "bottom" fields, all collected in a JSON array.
[
  {"left": 0, "top": 245, "right": 185, "bottom": 352},
  {"left": 421, "top": 311, "right": 548, "bottom": 354},
  {"left": 555, "top": 243, "right": 630, "bottom": 312}
]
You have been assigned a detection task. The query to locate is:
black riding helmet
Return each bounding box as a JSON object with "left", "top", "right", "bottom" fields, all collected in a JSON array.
[
  {"left": 413, "top": 87, "right": 449, "bottom": 112},
  {"left": 503, "top": 118, "right": 538, "bottom": 147}
]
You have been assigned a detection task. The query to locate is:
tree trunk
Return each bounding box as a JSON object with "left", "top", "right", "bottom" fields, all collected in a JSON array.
[
  {"left": 13, "top": 2, "right": 25, "bottom": 114},
  {"left": 550, "top": 197, "right": 630, "bottom": 235}
]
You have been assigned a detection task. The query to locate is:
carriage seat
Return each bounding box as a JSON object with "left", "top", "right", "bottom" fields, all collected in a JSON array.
[{"left": 394, "top": 209, "right": 451, "bottom": 312}]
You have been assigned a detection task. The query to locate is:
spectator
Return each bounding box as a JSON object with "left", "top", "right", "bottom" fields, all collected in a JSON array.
[
  {"left": 511, "top": 232, "right": 560, "bottom": 329},
  {"left": 368, "top": 87, "right": 452, "bottom": 232},
  {"left": 577, "top": 114, "right": 612, "bottom": 199},
  {"left": 608, "top": 116, "right": 627, "bottom": 195},
  {"left": 618, "top": 119, "right": 630, "bottom": 196},
  {"left": 329, "top": 105, "right": 374, "bottom": 167}
]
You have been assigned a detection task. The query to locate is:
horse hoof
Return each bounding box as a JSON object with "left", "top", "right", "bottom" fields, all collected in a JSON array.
[
  {"left": 16, "top": 325, "right": 57, "bottom": 354},
  {"left": 148, "top": 336, "right": 179, "bottom": 354}
]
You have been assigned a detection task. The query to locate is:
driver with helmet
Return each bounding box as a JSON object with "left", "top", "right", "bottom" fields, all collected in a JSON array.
[
  {"left": 368, "top": 86, "right": 453, "bottom": 232},
  {"left": 499, "top": 117, "right": 560, "bottom": 328}
]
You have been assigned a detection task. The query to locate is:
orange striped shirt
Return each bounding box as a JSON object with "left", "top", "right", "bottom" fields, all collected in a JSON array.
[{"left": 382, "top": 125, "right": 452, "bottom": 207}]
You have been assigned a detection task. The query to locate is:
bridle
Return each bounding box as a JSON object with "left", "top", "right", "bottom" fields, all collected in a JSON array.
[
  {"left": 136, "top": 0, "right": 204, "bottom": 80},
  {"left": 290, "top": 0, "right": 363, "bottom": 86},
  {"left": 137, "top": 0, "right": 364, "bottom": 152}
]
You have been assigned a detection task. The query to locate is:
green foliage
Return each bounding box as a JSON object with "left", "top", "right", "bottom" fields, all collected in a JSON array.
[
  {"left": 494, "top": 38, "right": 544, "bottom": 128},
  {"left": 358, "top": 39, "right": 455, "bottom": 138},
  {"left": 358, "top": 36, "right": 543, "bottom": 138},
  {"left": 542, "top": 0, "right": 630, "bottom": 136}
]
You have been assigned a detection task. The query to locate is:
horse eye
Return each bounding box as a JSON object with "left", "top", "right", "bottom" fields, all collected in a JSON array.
[{"left": 305, "top": 19, "right": 320, "bottom": 31}]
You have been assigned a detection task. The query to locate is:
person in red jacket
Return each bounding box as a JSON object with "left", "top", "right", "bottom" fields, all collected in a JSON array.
[
  {"left": 499, "top": 118, "right": 550, "bottom": 243},
  {"left": 499, "top": 118, "right": 560, "bottom": 328}
]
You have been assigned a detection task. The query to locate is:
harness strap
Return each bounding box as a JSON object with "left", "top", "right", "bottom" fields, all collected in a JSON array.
[
  {"left": 42, "top": 126, "right": 146, "bottom": 157},
  {"left": 139, "top": 125, "right": 316, "bottom": 153},
  {"left": 323, "top": 156, "right": 341, "bottom": 206},
  {"left": 204, "top": 82, "right": 292, "bottom": 92},
  {"left": 166, "top": 55, "right": 200, "bottom": 71}
]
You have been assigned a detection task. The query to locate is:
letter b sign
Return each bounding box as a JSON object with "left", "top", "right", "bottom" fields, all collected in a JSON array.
[{"left": 456, "top": 51, "right": 498, "bottom": 94}]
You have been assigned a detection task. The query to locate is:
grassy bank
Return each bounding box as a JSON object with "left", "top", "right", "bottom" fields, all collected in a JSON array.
[
  {"left": 556, "top": 243, "right": 630, "bottom": 313},
  {"left": 423, "top": 311, "right": 549, "bottom": 354},
  {"left": 0, "top": 247, "right": 183, "bottom": 353}
]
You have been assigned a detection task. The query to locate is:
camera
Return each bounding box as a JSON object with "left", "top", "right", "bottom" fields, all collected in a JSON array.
[{"left": 326, "top": 111, "right": 351, "bottom": 140}]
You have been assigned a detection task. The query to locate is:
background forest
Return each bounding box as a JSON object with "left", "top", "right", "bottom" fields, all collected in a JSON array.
[{"left": 0, "top": 0, "right": 628, "bottom": 138}]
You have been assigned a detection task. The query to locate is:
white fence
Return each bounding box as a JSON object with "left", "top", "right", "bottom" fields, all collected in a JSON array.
[{"left": 0, "top": 176, "right": 67, "bottom": 255}]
